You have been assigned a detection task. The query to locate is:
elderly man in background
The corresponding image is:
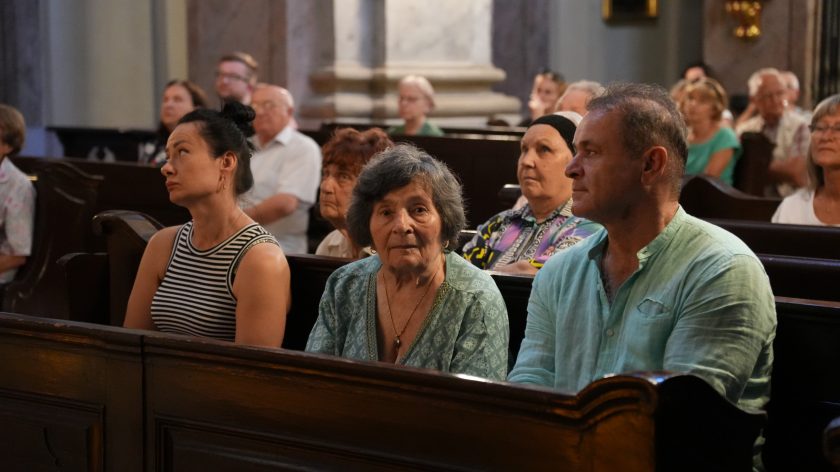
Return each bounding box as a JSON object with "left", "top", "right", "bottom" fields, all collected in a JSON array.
[
  {"left": 553, "top": 80, "right": 604, "bottom": 116},
  {"left": 240, "top": 84, "right": 321, "bottom": 254},
  {"left": 736, "top": 67, "right": 810, "bottom": 196},
  {"left": 509, "top": 83, "right": 775, "bottom": 468},
  {"left": 214, "top": 51, "right": 259, "bottom": 106},
  {"left": 781, "top": 70, "right": 812, "bottom": 123}
]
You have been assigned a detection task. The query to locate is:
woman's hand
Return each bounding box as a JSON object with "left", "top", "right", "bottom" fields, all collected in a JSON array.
[{"left": 491, "top": 260, "right": 538, "bottom": 276}]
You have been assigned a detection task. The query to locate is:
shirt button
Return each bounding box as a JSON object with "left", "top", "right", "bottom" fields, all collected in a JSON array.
[{"left": 606, "top": 329, "right": 615, "bottom": 337}]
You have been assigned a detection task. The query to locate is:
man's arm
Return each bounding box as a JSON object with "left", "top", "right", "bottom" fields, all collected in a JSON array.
[
  {"left": 244, "top": 193, "right": 299, "bottom": 224},
  {"left": 768, "top": 121, "right": 810, "bottom": 188},
  {"left": 664, "top": 254, "right": 776, "bottom": 405},
  {"left": 507, "top": 270, "right": 557, "bottom": 386}
]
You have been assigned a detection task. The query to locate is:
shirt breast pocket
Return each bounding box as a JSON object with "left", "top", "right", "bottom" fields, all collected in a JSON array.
[{"left": 636, "top": 298, "right": 672, "bottom": 321}]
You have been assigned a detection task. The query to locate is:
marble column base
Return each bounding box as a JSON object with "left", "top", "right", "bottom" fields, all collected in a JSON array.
[{"left": 300, "top": 62, "right": 521, "bottom": 125}]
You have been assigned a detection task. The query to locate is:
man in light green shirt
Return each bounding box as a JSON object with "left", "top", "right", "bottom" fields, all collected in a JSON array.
[{"left": 508, "top": 83, "right": 776, "bottom": 422}]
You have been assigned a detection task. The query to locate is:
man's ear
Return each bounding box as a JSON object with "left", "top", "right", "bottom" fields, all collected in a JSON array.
[{"left": 640, "top": 146, "right": 668, "bottom": 185}]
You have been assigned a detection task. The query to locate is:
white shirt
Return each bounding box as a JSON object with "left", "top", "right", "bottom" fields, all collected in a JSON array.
[
  {"left": 0, "top": 158, "right": 36, "bottom": 282},
  {"left": 315, "top": 229, "right": 373, "bottom": 259},
  {"left": 239, "top": 126, "right": 322, "bottom": 254},
  {"left": 772, "top": 188, "right": 840, "bottom": 226}
]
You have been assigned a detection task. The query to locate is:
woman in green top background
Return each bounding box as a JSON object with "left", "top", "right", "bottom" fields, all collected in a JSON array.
[
  {"left": 681, "top": 77, "right": 742, "bottom": 185},
  {"left": 388, "top": 75, "right": 445, "bottom": 137}
]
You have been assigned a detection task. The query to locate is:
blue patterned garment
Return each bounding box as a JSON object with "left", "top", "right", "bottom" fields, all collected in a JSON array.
[
  {"left": 462, "top": 200, "right": 601, "bottom": 270},
  {"left": 306, "top": 251, "right": 509, "bottom": 380}
]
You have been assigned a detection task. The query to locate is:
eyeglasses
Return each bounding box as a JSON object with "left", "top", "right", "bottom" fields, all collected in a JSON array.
[
  {"left": 809, "top": 123, "right": 840, "bottom": 134},
  {"left": 215, "top": 71, "right": 249, "bottom": 83},
  {"left": 755, "top": 90, "right": 786, "bottom": 101},
  {"left": 251, "top": 101, "right": 279, "bottom": 112}
]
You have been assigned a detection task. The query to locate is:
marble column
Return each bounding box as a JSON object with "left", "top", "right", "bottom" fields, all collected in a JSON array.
[{"left": 296, "top": 0, "right": 521, "bottom": 127}]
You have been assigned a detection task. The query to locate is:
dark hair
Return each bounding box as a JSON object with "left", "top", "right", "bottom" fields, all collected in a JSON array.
[
  {"left": 322, "top": 127, "right": 393, "bottom": 177},
  {"left": 178, "top": 101, "right": 256, "bottom": 195},
  {"left": 156, "top": 79, "right": 209, "bottom": 138},
  {"left": 683, "top": 77, "right": 728, "bottom": 121},
  {"left": 346, "top": 144, "right": 466, "bottom": 250},
  {"left": 587, "top": 82, "right": 688, "bottom": 196},
  {"left": 0, "top": 104, "right": 25, "bottom": 157},
  {"left": 681, "top": 61, "right": 715, "bottom": 80}
]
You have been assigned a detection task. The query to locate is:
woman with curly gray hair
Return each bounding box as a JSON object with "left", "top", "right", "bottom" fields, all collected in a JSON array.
[{"left": 306, "top": 144, "right": 509, "bottom": 380}]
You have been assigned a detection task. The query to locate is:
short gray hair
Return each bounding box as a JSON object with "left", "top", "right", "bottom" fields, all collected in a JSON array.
[
  {"left": 346, "top": 144, "right": 465, "bottom": 250},
  {"left": 562, "top": 80, "right": 605, "bottom": 100},
  {"left": 587, "top": 82, "right": 688, "bottom": 197},
  {"left": 747, "top": 67, "right": 783, "bottom": 97},
  {"left": 399, "top": 75, "right": 436, "bottom": 109},
  {"left": 806, "top": 94, "right": 840, "bottom": 189}
]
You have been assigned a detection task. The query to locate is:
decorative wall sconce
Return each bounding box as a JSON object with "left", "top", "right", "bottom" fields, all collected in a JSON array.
[{"left": 725, "top": 1, "right": 764, "bottom": 40}]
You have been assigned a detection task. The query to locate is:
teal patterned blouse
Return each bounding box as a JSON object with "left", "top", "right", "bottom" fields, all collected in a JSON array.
[{"left": 306, "top": 251, "right": 509, "bottom": 380}]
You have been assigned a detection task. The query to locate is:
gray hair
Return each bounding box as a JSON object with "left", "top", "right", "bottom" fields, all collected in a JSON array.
[
  {"left": 806, "top": 94, "right": 840, "bottom": 189},
  {"left": 399, "top": 75, "right": 436, "bottom": 109},
  {"left": 346, "top": 144, "right": 465, "bottom": 250},
  {"left": 562, "top": 80, "right": 605, "bottom": 100},
  {"left": 587, "top": 82, "right": 688, "bottom": 196},
  {"left": 747, "top": 67, "right": 783, "bottom": 97}
]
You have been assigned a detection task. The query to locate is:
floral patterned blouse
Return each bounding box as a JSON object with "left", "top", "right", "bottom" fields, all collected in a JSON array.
[{"left": 462, "top": 200, "right": 600, "bottom": 270}]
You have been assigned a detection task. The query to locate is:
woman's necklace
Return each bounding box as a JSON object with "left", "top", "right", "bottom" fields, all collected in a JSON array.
[{"left": 382, "top": 259, "right": 443, "bottom": 351}]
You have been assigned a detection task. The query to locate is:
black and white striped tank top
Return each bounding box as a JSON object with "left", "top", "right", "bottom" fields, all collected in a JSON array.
[{"left": 150, "top": 221, "right": 278, "bottom": 341}]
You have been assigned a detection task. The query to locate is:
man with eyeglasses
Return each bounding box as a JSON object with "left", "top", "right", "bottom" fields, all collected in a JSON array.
[
  {"left": 215, "top": 52, "right": 259, "bottom": 106},
  {"left": 736, "top": 67, "right": 810, "bottom": 196},
  {"left": 239, "top": 84, "right": 322, "bottom": 254}
]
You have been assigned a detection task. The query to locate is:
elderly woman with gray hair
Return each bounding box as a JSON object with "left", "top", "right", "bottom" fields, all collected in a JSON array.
[
  {"left": 772, "top": 93, "right": 840, "bottom": 226},
  {"left": 306, "top": 144, "right": 509, "bottom": 380}
]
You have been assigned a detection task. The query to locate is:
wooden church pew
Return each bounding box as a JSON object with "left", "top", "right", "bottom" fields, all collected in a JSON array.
[{"left": 0, "top": 311, "right": 763, "bottom": 471}]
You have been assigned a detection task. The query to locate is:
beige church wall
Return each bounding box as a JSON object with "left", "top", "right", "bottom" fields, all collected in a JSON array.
[{"left": 703, "top": 0, "right": 819, "bottom": 108}]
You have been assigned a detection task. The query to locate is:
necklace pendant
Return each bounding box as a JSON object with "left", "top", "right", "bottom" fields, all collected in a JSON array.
[{"left": 394, "top": 336, "right": 401, "bottom": 348}]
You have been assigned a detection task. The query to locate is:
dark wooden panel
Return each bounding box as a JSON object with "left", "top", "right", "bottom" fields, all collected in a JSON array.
[
  {"left": 708, "top": 218, "right": 840, "bottom": 260},
  {"left": 764, "top": 298, "right": 840, "bottom": 471},
  {"left": 142, "top": 331, "right": 760, "bottom": 471},
  {"left": 0, "top": 389, "right": 103, "bottom": 472},
  {"left": 12, "top": 156, "right": 190, "bottom": 229},
  {"left": 0, "top": 313, "right": 145, "bottom": 471},
  {"left": 681, "top": 174, "right": 780, "bottom": 221}
]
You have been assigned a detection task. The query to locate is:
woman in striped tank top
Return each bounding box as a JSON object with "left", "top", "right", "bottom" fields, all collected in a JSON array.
[{"left": 124, "top": 102, "right": 291, "bottom": 347}]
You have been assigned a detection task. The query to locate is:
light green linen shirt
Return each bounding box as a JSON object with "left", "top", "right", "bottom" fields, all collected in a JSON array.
[
  {"left": 508, "top": 206, "right": 776, "bottom": 412},
  {"left": 306, "top": 251, "right": 509, "bottom": 380}
]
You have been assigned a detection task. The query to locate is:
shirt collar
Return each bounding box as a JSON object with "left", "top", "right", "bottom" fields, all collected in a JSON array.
[
  {"left": 636, "top": 205, "right": 685, "bottom": 264},
  {"left": 515, "top": 199, "right": 574, "bottom": 223},
  {"left": 255, "top": 125, "right": 294, "bottom": 151},
  {"left": 585, "top": 205, "right": 686, "bottom": 265}
]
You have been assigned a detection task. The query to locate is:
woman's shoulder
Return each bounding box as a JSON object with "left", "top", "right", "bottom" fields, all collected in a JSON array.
[
  {"left": 445, "top": 252, "right": 503, "bottom": 296},
  {"left": 772, "top": 188, "right": 815, "bottom": 224}
]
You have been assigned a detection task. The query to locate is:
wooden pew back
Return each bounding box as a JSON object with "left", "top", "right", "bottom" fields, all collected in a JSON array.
[
  {"left": 680, "top": 174, "right": 781, "bottom": 221},
  {"left": 0, "top": 311, "right": 763, "bottom": 471},
  {"left": 709, "top": 218, "right": 840, "bottom": 260},
  {"left": 12, "top": 156, "right": 189, "bottom": 229},
  {"left": 2, "top": 161, "right": 103, "bottom": 318}
]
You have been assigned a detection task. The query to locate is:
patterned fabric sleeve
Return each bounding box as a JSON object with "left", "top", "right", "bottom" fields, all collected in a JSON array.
[
  {"left": 449, "top": 284, "right": 509, "bottom": 381},
  {"left": 461, "top": 212, "right": 505, "bottom": 269},
  {"left": 789, "top": 121, "right": 811, "bottom": 158},
  {"left": 3, "top": 176, "right": 36, "bottom": 256}
]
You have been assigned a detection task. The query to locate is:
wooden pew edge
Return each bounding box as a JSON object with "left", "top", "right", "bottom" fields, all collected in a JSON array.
[
  {"left": 0, "top": 310, "right": 740, "bottom": 428},
  {"left": 825, "top": 416, "right": 840, "bottom": 468}
]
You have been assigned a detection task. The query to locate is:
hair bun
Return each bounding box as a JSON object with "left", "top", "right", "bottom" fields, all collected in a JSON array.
[{"left": 220, "top": 101, "right": 256, "bottom": 138}]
